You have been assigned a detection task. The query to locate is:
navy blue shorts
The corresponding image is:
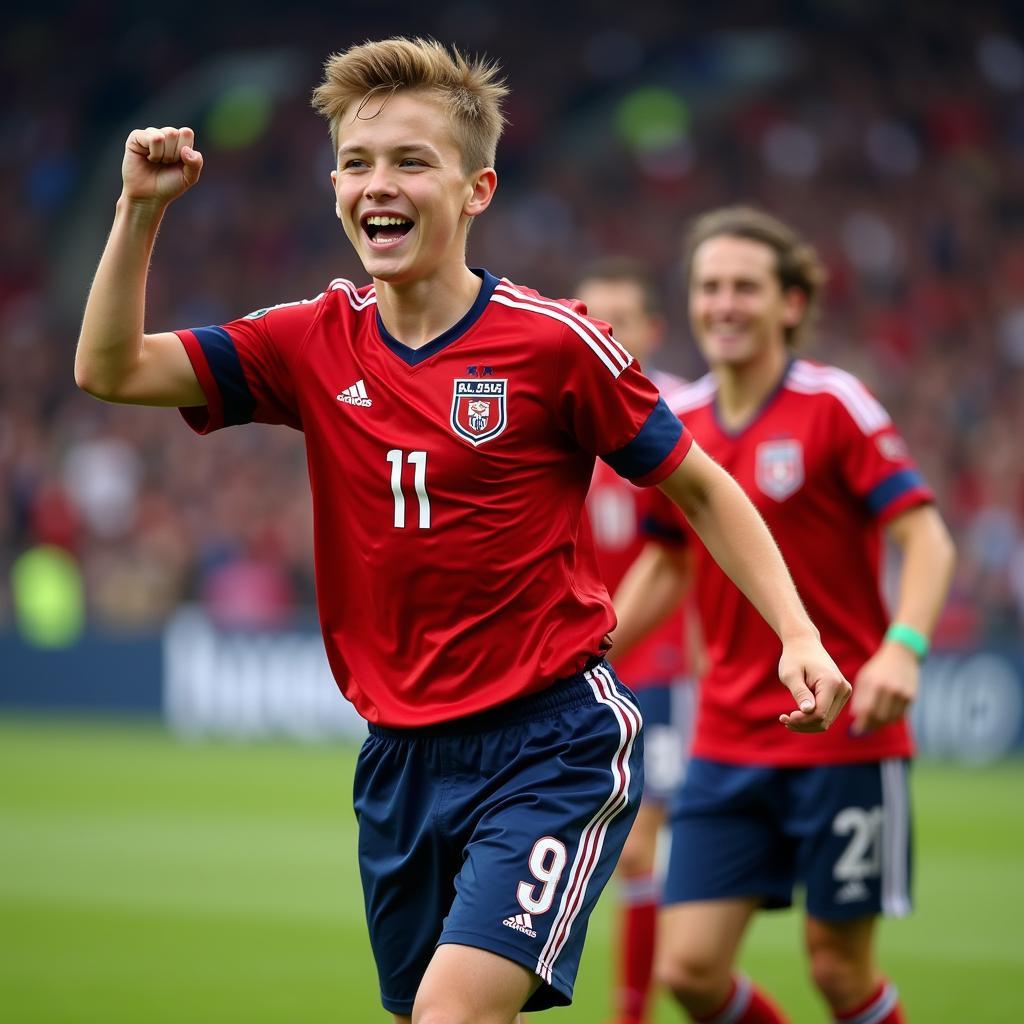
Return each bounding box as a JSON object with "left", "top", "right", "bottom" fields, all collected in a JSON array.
[
  {"left": 353, "top": 660, "right": 644, "bottom": 1014},
  {"left": 632, "top": 679, "right": 694, "bottom": 803},
  {"left": 663, "top": 757, "right": 912, "bottom": 922}
]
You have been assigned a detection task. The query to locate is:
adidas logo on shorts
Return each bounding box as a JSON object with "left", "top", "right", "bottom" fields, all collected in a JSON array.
[
  {"left": 502, "top": 912, "right": 537, "bottom": 938},
  {"left": 835, "top": 880, "right": 870, "bottom": 904}
]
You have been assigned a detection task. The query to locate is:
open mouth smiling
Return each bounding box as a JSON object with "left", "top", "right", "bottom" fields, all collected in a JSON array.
[{"left": 362, "top": 214, "right": 415, "bottom": 248}]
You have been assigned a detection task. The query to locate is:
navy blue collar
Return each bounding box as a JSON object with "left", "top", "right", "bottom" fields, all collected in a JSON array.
[
  {"left": 376, "top": 269, "right": 500, "bottom": 366},
  {"left": 713, "top": 356, "right": 795, "bottom": 437}
]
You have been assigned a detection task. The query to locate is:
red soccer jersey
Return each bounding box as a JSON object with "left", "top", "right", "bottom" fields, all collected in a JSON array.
[
  {"left": 648, "top": 359, "right": 933, "bottom": 766},
  {"left": 587, "top": 369, "right": 691, "bottom": 689},
  {"left": 176, "top": 270, "right": 692, "bottom": 726}
]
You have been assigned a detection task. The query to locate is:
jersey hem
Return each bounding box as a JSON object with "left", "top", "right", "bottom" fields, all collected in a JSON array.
[{"left": 689, "top": 740, "right": 914, "bottom": 766}]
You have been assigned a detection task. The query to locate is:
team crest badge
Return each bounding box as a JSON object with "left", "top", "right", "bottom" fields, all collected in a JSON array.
[
  {"left": 450, "top": 378, "right": 508, "bottom": 446},
  {"left": 755, "top": 439, "right": 804, "bottom": 501}
]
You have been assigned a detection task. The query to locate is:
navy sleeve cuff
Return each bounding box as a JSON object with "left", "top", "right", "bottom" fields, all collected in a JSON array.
[
  {"left": 192, "top": 326, "right": 256, "bottom": 427},
  {"left": 866, "top": 468, "right": 927, "bottom": 516},
  {"left": 603, "top": 398, "right": 684, "bottom": 480}
]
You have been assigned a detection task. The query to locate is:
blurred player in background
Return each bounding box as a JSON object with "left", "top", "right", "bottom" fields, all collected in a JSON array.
[
  {"left": 73, "top": 35, "right": 853, "bottom": 1022},
  {"left": 575, "top": 259, "right": 697, "bottom": 1024},
  {"left": 613, "top": 207, "right": 956, "bottom": 1024}
]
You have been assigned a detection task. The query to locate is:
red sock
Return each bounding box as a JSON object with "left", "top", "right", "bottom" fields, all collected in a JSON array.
[
  {"left": 833, "top": 980, "right": 905, "bottom": 1024},
  {"left": 695, "top": 974, "right": 788, "bottom": 1024},
  {"left": 612, "top": 875, "right": 658, "bottom": 1023}
]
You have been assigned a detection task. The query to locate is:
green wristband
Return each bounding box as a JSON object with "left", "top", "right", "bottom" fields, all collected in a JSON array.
[{"left": 885, "top": 623, "right": 929, "bottom": 660}]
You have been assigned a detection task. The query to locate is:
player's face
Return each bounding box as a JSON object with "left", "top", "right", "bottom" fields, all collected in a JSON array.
[
  {"left": 574, "top": 279, "right": 664, "bottom": 362},
  {"left": 331, "top": 90, "right": 495, "bottom": 286},
  {"left": 688, "top": 235, "right": 802, "bottom": 369}
]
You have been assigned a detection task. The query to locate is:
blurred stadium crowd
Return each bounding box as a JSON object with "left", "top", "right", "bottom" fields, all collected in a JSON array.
[{"left": 2, "top": 3, "right": 1023, "bottom": 643}]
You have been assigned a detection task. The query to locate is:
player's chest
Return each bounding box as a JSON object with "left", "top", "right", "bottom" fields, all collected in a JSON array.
[
  {"left": 295, "top": 335, "right": 562, "bottom": 479},
  {"left": 694, "top": 408, "right": 835, "bottom": 515}
]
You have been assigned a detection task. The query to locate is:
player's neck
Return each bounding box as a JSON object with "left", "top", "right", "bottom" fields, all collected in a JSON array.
[
  {"left": 714, "top": 343, "right": 789, "bottom": 430},
  {"left": 374, "top": 264, "right": 483, "bottom": 350}
]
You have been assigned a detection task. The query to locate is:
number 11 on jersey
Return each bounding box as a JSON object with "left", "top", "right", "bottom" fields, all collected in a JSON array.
[{"left": 386, "top": 449, "right": 431, "bottom": 529}]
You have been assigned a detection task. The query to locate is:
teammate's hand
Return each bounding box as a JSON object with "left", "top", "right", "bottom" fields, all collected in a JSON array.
[
  {"left": 850, "top": 641, "right": 919, "bottom": 734},
  {"left": 777, "top": 636, "right": 852, "bottom": 733},
  {"left": 121, "top": 126, "right": 203, "bottom": 206}
]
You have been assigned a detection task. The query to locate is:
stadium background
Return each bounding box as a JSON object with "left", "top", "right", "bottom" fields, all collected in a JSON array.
[{"left": 1, "top": 1, "right": 1022, "bottom": 1020}]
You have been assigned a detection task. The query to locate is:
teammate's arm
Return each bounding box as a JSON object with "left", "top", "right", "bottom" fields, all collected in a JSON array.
[
  {"left": 75, "top": 127, "right": 205, "bottom": 407},
  {"left": 658, "top": 442, "right": 851, "bottom": 733},
  {"left": 611, "top": 542, "right": 692, "bottom": 662},
  {"left": 851, "top": 504, "right": 956, "bottom": 733}
]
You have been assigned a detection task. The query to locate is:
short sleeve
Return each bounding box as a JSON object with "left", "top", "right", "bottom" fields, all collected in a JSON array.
[
  {"left": 827, "top": 374, "right": 933, "bottom": 524},
  {"left": 554, "top": 308, "right": 692, "bottom": 486},
  {"left": 176, "top": 299, "right": 313, "bottom": 434}
]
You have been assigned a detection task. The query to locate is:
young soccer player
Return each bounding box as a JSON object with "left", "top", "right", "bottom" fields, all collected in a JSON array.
[
  {"left": 575, "top": 259, "right": 696, "bottom": 1024},
  {"left": 613, "top": 207, "right": 956, "bottom": 1024},
  {"left": 74, "top": 40, "right": 851, "bottom": 1023}
]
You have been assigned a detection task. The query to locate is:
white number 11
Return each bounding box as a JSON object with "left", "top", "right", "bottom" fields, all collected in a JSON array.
[{"left": 386, "top": 449, "right": 431, "bottom": 529}]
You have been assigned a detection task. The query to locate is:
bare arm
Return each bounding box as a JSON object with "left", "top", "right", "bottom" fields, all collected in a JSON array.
[
  {"left": 611, "top": 542, "right": 692, "bottom": 662},
  {"left": 851, "top": 504, "right": 956, "bottom": 733},
  {"left": 658, "top": 442, "right": 851, "bottom": 732},
  {"left": 75, "top": 127, "right": 206, "bottom": 407}
]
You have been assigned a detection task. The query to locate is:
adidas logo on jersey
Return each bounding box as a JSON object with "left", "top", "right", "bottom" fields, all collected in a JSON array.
[
  {"left": 501, "top": 913, "right": 537, "bottom": 938},
  {"left": 337, "top": 379, "right": 372, "bottom": 407}
]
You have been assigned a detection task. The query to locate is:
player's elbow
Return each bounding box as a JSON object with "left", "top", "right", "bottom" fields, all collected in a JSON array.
[
  {"left": 74, "top": 357, "right": 124, "bottom": 403},
  {"left": 74, "top": 359, "right": 107, "bottom": 400}
]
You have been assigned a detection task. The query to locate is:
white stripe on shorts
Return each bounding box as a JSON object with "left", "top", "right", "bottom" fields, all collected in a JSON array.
[
  {"left": 535, "top": 665, "right": 641, "bottom": 984},
  {"left": 880, "top": 758, "right": 911, "bottom": 917}
]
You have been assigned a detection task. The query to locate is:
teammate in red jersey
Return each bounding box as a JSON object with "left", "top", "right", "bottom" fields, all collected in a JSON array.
[
  {"left": 613, "top": 207, "right": 956, "bottom": 1024},
  {"left": 74, "top": 38, "right": 851, "bottom": 1023},
  {"left": 575, "top": 259, "right": 696, "bottom": 1024}
]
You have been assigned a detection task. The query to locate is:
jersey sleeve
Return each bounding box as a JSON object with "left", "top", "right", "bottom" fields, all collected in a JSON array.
[
  {"left": 828, "top": 375, "right": 934, "bottom": 524},
  {"left": 554, "top": 309, "right": 692, "bottom": 486},
  {"left": 175, "top": 300, "right": 314, "bottom": 434}
]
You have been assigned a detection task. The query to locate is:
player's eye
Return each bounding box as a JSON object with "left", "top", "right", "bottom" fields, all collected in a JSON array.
[
  {"left": 342, "top": 158, "right": 368, "bottom": 170},
  {"left": 399, "top": 158, "right": 426, "bottom": 168}
]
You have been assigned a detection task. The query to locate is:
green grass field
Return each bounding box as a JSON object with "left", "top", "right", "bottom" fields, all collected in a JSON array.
[{"left": 1, "top": 716, "right": 1021, "bottom": 1022}]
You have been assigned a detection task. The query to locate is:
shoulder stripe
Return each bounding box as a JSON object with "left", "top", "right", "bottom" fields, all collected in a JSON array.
[
  {"left": 329, "top": 278, "right": 377, "bottom": 310},
  {"left": 665, "top": 373, "right": 716, "bottom": 414},
  {"left": 788, "top": 360, "right": 890, "bottom": 434},
  {"left": 243, "top": 292, "right": 325, "bottom": 320},
  {"left": 494, "top": 281, "right": 632, "bottom": 372},
  {"left": 489, "top": 292, "right": 629, "bottom": 378}
]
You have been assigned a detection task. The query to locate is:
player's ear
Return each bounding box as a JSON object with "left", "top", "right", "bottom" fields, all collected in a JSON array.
[
  {"left": 330, "top": 169, "right": 343, "bottom": 221},
  {"left": 464, "top": 167, "right": 497, "bottom": 219},
  {"left": 781, "top": 286, "right": 807, "bottom": 328}
]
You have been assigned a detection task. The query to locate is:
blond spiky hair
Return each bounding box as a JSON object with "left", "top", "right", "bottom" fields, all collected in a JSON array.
[{"left": 311, "top": 36, "right": 509, "bottom": 173}]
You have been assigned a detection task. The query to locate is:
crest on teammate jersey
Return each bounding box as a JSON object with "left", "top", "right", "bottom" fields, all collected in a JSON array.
[
  {"left": 450, "top": 378, "right": 508, "bottom": 445},
  {"left": 755, "top": 439, "right": 804, "bottom": 501}
]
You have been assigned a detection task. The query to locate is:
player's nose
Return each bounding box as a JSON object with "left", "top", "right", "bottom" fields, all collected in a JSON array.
[
  {"left": 364, "top": 165, "right": 398, "bottom": 200},
  {"left": 708, "top": 287, "right": 741, "bottom": 314}
]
